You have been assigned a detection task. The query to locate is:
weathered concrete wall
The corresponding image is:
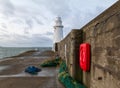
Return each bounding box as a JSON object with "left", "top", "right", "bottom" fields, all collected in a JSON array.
[
  {"left": 57, "top": 1, "right": 120, "bottom": 88},
  {"left": 57, "top": 29, "right": 83, "bottom": 82},
  {"left": 81, "top": 1, "right": 120, "bottom": 88}
]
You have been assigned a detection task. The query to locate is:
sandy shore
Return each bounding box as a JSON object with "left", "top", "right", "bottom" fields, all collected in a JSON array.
[{"left": 0, "top": 50, "right": 64, "bottom": 88}]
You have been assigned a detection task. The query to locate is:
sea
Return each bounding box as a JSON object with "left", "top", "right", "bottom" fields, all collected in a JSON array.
[{"left": 0, "top": 47, "right": 52, "bottom": 59}]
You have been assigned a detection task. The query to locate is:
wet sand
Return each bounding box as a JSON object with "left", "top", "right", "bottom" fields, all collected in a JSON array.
[{"left": 0, "top": 50, "right": 64, "bottom": 88}]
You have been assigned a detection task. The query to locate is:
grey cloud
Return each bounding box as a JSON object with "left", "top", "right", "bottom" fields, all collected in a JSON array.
[
  {"left": 32, "top": 34, "right": 52, "bottom": 42},
  {"left": 45, "top": 32, "right": 53, "bottom": 36},
  {"left": 31, "top": 34, "right": 53, "bottom": 44},
  {"left": 0, "top": 33, "right": 11, "bottom": 42},
  {"left": 0, "top": 33, "right": 52, "bottom": 47},
  {"left": 0, "top": 0, "right": 44, "bottom": 34},
  {"left": 33, "top": 37, "right": 52, "bottom": 44},
  {"left": 24, "top": 28, "right": 30, "bottom": 34},
  {"left": 12, "top": 34, "right": 30, "bottom": 40},
  {"left": 23, "top": 18, "right": 34, "bottom": 34},
  {"left": 11, "top": 19, "right": 23, "bottom": 24},
  {"left": 33, "top": 0, "right": 71, "bottom": 18},
  {"left": 0, "top": 0, "right": 15, "bottom": 16},
  {"left": 79, "top": 6, "right": 105, "bottom": 27},
  {"left": 64, "top": 6, "right": 106, "bottom": 29},
  {"left": 33, "top": 0, "right": 105, "bottom": 34},
  {"left": 33, "top": 16, "right": 44, "bottom": 25},
  {"left": 0, "top": 23, "right": 8, "bottom": 33},
  {"left": 25, "top": 18, "right": 33, "bottom": 29},
  {"left": 62, "top": 6, "right": 107, "bottom": 38},
  {"left": 0, "top": 34, "right": 10, "bottom": 38},
  {"left": 0, "top": 0, "right": 116, "bottom": 47},
  {"left": 0, "top": 29, "right": 6, "bottom": 33},
  {"left": 1, "top": 23, "right": 7, "bottom": 29}
]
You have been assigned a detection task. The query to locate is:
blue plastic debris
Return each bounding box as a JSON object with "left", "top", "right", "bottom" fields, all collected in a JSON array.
[{"left": 25, "top": 66, "right": 41, "bottom": 75}]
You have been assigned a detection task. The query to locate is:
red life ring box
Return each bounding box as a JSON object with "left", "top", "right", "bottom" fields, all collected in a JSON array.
[{"left": 79, "top": 43, "right": 90, "bottom": 71}]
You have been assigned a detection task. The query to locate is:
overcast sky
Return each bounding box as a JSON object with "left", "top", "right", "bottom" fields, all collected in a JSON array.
[{"left": 0, "top": 0, "right": 118, "bottom": 47}]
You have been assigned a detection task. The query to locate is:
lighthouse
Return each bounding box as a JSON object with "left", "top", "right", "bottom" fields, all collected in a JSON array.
[
  {"left": 53, "top": 17, "right": 63, "bottom": 51},
  {"left": 53, "top": 17, "right": 63, "bottom": 43}
]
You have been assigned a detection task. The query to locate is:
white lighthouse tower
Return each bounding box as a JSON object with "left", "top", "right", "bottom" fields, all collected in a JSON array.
[{"left": 53, "top": 17, "right": 63, "bottom": 43}]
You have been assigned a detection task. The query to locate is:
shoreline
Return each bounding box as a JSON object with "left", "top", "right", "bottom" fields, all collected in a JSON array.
[
  {"left": 0, "top": 50, "right": 55, "bottom": 75},
  {"left": 0, "top": 49, "right": 37, "bottom": 59},
  {"left": 0, "top": 47, "right": 52, "bottom": 59},
  {"left": 0, "top": 50, "right": 64, "bottom": 88}
]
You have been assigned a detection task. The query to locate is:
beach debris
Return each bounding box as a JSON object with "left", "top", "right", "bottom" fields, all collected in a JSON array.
[{"left": 25, "top": 66, "right": 41, "bottom": 75}]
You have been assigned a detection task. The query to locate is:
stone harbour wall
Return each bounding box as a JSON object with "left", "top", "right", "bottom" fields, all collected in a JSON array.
[
  {"left": 56, "top": 1, "right": 120, "bottom": 88},
  {"left": 57, "top": 29, "right": 83, "bottom": 82}
]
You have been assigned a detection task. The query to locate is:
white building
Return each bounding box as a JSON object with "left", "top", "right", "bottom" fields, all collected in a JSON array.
[
  {"left": 53, "top": 17, "right": 64, "bottom": 51},
  {"left": 53, "top": 17, "right": 64, "bottom": 43}
]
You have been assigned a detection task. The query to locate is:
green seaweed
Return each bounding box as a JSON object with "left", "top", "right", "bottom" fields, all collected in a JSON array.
[
  {"left": 40, "top": 58, "right": 61, "bottom": 67},
  {"left": 58, "top": 61, "right": 86, "bottom": 88}
]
